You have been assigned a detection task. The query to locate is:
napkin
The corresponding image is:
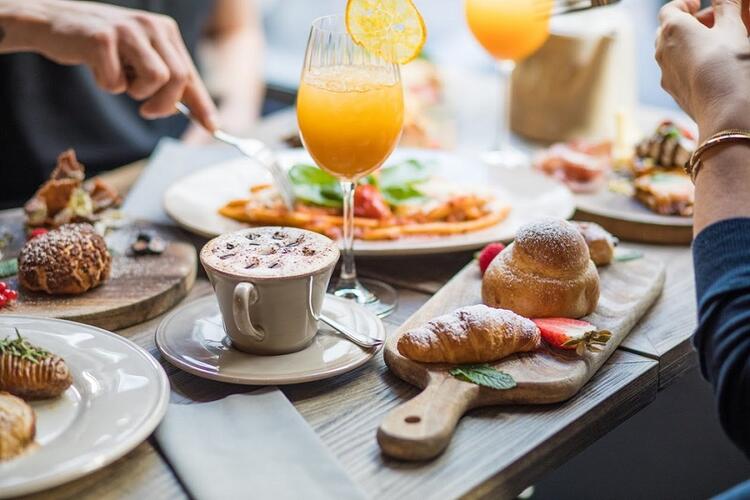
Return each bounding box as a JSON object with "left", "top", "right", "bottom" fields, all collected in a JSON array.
[
  {"left": 122, "top": 138, "right": 240, "bottom": 224},
  {"left": 155, "top": 388, "right": 366, "bottom": 500}
]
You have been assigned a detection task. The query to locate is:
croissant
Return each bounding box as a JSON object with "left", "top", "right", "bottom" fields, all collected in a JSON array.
[
  {"left": 0, "top": 391, "right": 36, "bottom": 461},
  {"left": 0, "top": 332, "right": 73, "bottom": 399},
  {"left": 397, "top": 305, "right": 541, "bottom": 364}
]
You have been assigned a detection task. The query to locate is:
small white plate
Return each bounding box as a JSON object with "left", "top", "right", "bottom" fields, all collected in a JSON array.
[
  {"left": 155, "top": 295, "right": 385, "bottom": 385},
  {"left": 0, "top": 316, "right": 169, "bottom": 498},
  {"left": 163, "top": 148, "right": 575, "bottom": 256}
]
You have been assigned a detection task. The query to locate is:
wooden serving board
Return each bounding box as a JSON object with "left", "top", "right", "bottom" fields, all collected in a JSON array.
[
  {"left": 378, "top": 257, "right": 666, "bottom": 461},
  {"left": 0, "top": 210, "right": 196, "bottom": 331}
]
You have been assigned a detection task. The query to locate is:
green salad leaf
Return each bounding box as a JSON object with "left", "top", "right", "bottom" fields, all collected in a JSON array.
[
  {"left": 288, "top": 164, "right": 343, "bottom": 208},
  {"left": 449, "top": 364, "right": 517, "bottom": 390},
  {"left": 287, "top": 159, "right": 433, "bottom": 208}
]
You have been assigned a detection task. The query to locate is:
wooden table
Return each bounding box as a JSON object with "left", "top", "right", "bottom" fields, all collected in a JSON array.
[{"left": 21, "top": 106, "right": 698, "bottom": 500}]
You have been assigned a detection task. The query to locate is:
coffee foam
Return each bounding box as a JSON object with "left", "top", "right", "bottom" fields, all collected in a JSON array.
[{"left": 201, "top": 227, "right": 339, "bottom": 279}]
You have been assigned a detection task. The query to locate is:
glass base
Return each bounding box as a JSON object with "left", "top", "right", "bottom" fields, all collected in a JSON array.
[
  {"left": 330, "top": 277, "right": 397, "bottom": 318},
  {"left": 481, "top": 147, "right": 529, "bottom": 169}
]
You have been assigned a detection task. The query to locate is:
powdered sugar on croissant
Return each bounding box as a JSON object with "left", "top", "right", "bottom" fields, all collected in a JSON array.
[{"left": 397, "top": 305, "right": 541, "bottom": 364}]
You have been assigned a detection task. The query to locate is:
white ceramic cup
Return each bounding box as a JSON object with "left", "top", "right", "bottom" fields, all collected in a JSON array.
[{"left": 200, "top": 227, "right": 340, "bottom": 355}]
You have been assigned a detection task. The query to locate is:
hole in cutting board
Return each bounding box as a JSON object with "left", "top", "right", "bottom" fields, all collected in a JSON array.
[{"left": 405, "top": 416, "right": 421, "bottom": 424}]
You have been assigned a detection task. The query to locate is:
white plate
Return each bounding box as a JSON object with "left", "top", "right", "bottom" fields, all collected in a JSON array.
[
  {"left": 163, "top": 148, "right": 575, "bottom": 256},
  {"left": 0, "top": 317, "right": 169, "bottom": 498},
  {"left": 155, "top": 294, "right": 385, "bottom": 385}
]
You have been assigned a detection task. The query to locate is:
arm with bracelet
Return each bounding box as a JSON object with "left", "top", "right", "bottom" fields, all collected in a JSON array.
[{"left": 656, "top": 0, "right": 750, "bottom": 479}]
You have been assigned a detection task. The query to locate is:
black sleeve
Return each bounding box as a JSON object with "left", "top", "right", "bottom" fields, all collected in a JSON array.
[{"left": 693, "top": 218, "right": 750, "bottom": 458}]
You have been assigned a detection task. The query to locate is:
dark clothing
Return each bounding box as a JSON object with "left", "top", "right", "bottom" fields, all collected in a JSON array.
[
  {"left": 693, "top": 218, "right": 750, "bottom": 458},
  {"left": 0, "top": 0, "right": 214, "bottom": 208}
]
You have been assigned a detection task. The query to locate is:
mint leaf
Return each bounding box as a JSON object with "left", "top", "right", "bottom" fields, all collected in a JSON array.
[
  {"left": 0, "top": 258, "right": 18, "bottom": 278},
  {"left": 288, "top": 164, "right": 343, "bottom": 208},
  {"left": 449, "top": 364, "right": 516, "bottom": 390}
]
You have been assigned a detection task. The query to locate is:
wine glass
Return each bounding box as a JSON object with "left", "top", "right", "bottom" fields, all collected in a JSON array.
[
  {"left": 297, "top": 14, "right": 404, "bottom": 318},
  {"left": 465, "top": 0, "right": 551, "bottom": 167}
]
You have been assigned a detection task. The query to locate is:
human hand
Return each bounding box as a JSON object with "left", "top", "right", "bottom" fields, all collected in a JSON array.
[
  {"left": 0, "top": 0, "right": 218, "bottom": 130},
  {"left": 656, "top": 0, "right": 750, "bottom": 139}
]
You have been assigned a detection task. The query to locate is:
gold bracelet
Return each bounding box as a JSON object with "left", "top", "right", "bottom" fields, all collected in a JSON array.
[{"left": 686, "top": 129, "right": 750, "bottom": 182}]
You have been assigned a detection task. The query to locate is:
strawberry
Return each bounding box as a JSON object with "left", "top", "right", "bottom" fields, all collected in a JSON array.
[
  {"left": 29, "top": 228, "right": 48, "bottom": 240},
  {"left": 532, "top": 318, "right": 612, "bottom": 355},
  {"left": 478, "top": 242, "right": 506, "bottom": 275}
]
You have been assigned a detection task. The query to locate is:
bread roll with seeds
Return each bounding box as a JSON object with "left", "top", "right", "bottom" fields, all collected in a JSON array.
[{"left": 18, "top": 223, "right": 111, "bottom": 295}]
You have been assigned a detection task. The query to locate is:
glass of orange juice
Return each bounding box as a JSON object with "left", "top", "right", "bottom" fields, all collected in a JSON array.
[
  {"left": 465, "top": 0, "right": 551, "bottom": 167},
  {"left": 297, "top": 14, "right": 404, "bottom": 317}
]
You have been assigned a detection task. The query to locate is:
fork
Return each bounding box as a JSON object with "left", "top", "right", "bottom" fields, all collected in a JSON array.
[
  {"left": 175, "top": 102, "right": 296, "bottom": 211},
  {"left": 542, "top": 0, "right": 621, "bottom": 17}
]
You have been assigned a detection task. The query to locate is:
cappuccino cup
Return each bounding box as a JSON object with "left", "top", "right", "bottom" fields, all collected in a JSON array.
[{"left": 200, "top": 227, "right": 340, "bottom": 355}]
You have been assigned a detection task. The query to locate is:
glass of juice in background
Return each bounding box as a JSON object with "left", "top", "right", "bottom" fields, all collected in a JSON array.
[
  {"left": 465, "top": 0, "right": 551, "bottom": 167},
  {"left": 297, "top": 14, "right": 404, "bottom": 317}
]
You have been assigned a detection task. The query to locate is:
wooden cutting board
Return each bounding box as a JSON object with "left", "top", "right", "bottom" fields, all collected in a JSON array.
[
  {"left": 0, "top": 210, "right": 196, "bottom": 331},
  {"left": 378, "top": 256, "right": 666, "bottom": 461}
]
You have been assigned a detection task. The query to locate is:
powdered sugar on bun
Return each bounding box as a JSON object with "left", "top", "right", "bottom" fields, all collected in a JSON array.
[{"left": 482, "top": 218, "right": 599, "bottom": 319}]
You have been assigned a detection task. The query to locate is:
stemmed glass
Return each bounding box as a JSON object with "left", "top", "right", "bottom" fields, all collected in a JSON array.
[
  {"left": 297, "top": 15, "right": 404, "bottom": 317},
  {"left": 465, "top": 0, "right": 551, "bottom": 167}
]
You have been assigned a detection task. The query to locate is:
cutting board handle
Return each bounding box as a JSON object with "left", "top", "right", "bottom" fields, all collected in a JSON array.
[{"left": 377, "top": 376, "right": 477, "bottom": 461}]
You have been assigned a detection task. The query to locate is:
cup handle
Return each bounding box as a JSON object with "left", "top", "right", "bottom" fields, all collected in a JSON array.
[
  {"left": 233, "top": 282, "right": 265, "bottom": 342},
  {"left": 307, "top": 276, "right": 320, "bottom": 322}
]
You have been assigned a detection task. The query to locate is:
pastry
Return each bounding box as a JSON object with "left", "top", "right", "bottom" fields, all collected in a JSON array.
[
  {"left": 397, "top": 305, "right": 541, "bottom": 364},
  {"left": 632, "top": 121, "right": 695, "bottom": 175},
  {"left": 0, "top": 331, "right": 73, "bottom": 399},
  {"left": 482, "top": 219, "right": 600, "bottom": 318},
  {"left": 633, "top": 169, "right": 694, "bottom": 216},
  {"left": 24, "top": 149, "right": 121, "bottom": 228},
  {"left": 18, "top": 223, "right": 111, "bottom": 295},
  {"left": 572, "top": 221, "right": 618, "bottom": 266},
  {"left": 0, "top": 391, "right": 35, "bottom": 461}
]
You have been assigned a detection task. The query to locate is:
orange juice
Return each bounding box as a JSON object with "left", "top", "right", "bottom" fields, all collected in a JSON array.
[
  {"left": 465, "top": 0, "right": 550, "bottom": 61},
  {"left": 297, "top": 66, "right": 404, "bottom": 181}
]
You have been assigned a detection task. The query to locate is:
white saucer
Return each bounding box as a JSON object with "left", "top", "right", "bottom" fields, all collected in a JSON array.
[{"left": 155, "top": 294, "right": 386, "bottom": 385}]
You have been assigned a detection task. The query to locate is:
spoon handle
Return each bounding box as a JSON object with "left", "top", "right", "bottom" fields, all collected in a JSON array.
[{"left": 318, "top": 314, "right": 384, "bottom": 349}]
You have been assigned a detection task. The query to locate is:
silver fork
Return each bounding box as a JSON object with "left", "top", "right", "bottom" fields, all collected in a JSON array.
[
  {"left": 543, "top": 0, "right": 621, "bottom": 17},
  {"left": 175, "top": 102, "right": 296, "bottom": 211}
]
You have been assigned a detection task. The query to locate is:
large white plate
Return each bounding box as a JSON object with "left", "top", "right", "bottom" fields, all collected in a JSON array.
[
  {"left": 0, "top": 317, "right": 170, "bottom": 498},
  {"left": 163, "top": 148, "right": 575, "bottom": 256}
]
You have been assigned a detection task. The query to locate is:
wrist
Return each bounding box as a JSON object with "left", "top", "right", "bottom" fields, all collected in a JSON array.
[
  {"left": 697, "top": 104, "right": 750, "bottom": 142},
  {"left": 0, "top": 1, "right": 53, "bottom": 53}
]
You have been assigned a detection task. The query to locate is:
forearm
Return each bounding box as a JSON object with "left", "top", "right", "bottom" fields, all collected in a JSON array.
[
  {"left": 693, "top": 142, "right": 750, "bottom": 235},
  {"left": 692, "top": 219, "right": 750, "bottom": 457},
  {"left": 0, "top": 1, "right": 51, "bottom": 53}
]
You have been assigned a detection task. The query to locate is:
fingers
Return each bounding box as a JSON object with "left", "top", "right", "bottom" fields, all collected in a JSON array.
[
  {"left": 87, "top": 29, "right": 127, "bottom": 94},
  {"left": 138, "top": 24, "right": 190, "bottom": 118},
  {"left": 695, "top": 7, "right": 715, "bottom": 27},
  {"left": 659, "top": 0, "right": 701, "bottom": 22},
  {"left": 711, "top": 0, "right": 747, "bottom": 33},
  {"left": 116, "top": 22, "right": 170, "bottom": 101}
]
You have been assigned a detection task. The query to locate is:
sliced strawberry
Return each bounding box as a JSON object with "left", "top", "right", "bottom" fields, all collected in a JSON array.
[
  {"left": 478, "top": 242, "right": 506, "bottom": 275},
  {"left": 532, "top": 318, "right": 612, "bottom": 355}
]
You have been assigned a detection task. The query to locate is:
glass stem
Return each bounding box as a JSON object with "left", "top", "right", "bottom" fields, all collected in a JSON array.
[
  {"left": 338, "top": 180, "right": 358, "bottom": 287},
  {"left": 494, "top": 60, "right": 516, "bottom": 152}
]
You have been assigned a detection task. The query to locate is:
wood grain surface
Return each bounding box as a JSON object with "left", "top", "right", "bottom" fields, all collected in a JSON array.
[
  {"left": 379, "top": 257, "right": 665, "bottom": 460},
  {"left": 0, "top": 210, "right": 196, "bottom": 330}
]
